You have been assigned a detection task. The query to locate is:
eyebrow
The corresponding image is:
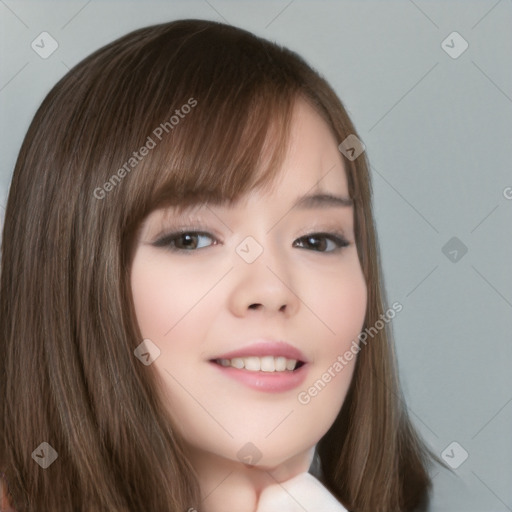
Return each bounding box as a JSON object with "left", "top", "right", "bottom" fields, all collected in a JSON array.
[
  {"left": 159, "top": 192, "right": 353, "bottom": 219},
  {"left": 292, "top": 192, "right": 353, "bottom": 209}
]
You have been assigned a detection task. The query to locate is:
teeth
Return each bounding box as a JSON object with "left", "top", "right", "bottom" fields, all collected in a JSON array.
[
  {"left": 245, "top": 357, "right": 261, "bottom": 371},
  {"left": 275, "top": 356, "right": 287, "bottom": 371},
  {"left": 231, "top": 358, "right": 244, "bottom": 369},
  {"left": 260, "top": 356, "right": 275, "bottom": 372},
  {"left": 285, "top": 359, "right": 297, "bottom": 371},
  {"left": 216, "top": 356, "right": 299, "bottom": 372}
]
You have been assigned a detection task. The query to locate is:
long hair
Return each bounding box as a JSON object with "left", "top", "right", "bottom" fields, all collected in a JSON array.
[{"left": 0, "top": 19, "right": 434, "bottom": 511}]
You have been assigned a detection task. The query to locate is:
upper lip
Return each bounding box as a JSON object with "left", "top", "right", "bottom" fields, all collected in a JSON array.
[{"left": 211, "top": 340, "right": 308, "bottom": 363}]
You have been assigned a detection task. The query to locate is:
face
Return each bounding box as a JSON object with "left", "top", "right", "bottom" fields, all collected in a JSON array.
[{"left": 130, "top": 99, "right": 367, "bottom": 470}]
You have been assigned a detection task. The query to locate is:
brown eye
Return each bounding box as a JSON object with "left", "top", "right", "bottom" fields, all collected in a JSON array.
[
  {"left": 153, "top": 231, "right": 216, "bottom": 251},
  {"left": 293, "top": 233, "right": 349, "bottom": 253}
]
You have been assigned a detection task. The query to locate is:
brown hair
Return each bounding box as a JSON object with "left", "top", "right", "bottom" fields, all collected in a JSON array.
[{"left": 0, "top": 19, "right": 435, "bottom": 511}]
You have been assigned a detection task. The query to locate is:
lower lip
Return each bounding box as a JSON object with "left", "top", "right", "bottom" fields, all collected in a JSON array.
[{"left": 210, "top": 362, "right": 308, "bottom": 392}]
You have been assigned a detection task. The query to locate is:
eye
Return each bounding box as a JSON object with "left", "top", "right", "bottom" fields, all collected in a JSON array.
[
  {"left": 293, "top": 232, "right": 350, "bottom": 253},
  {"left": 153, "top": 231, "right": 216, "bottom": 251}
]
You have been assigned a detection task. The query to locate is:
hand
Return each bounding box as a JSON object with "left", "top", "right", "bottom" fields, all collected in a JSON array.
[{"left": 255, "top": 472, "right": 348, "bottom": 512}]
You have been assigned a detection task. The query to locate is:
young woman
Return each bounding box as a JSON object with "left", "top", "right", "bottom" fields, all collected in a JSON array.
[{"left": 0, "top": 19, "right": 438, "bottom": 511}]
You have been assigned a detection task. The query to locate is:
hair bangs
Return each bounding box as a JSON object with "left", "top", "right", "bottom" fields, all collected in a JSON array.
[
  {"left": 114, "top": 22, "right": 299, "bottom": 231},
  {"left": 128, "top": 85, "right": 295, "bottom": 222}
]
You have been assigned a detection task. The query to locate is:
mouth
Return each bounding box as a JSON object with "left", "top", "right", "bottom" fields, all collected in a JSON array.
[
  {"left": 211, "top": 356, "right": 306, "bottom": 372},
  {"left": 208, "top": 340, "right": 309, "bottom": 392}
]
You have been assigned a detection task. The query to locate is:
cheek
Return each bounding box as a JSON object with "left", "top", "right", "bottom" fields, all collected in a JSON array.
[
  {"left": 303, "top": 258, "right": 368, "bottom": 353},
  {"left": 294, "top": 259, "right": 367, "bottom": 420},
  {"left": 130, "top": 252, "right": 223, "bottom": 444},
  {"left": 130, "top": 251, "right": 215, "bottom": 338}
]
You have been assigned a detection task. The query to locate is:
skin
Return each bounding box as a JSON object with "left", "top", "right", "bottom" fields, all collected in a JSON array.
[{"left": 130, "top": 98, "right": 367, "bottom": 511}]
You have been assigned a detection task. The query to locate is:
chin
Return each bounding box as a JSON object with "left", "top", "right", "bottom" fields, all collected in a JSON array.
[{"left": 237, "top": 441, "right": 314, "bottom": 473}]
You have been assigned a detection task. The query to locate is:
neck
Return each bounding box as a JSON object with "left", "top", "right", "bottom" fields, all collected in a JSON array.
[{"left": 186, "top": 445, "right": 316, "bottom": 512}]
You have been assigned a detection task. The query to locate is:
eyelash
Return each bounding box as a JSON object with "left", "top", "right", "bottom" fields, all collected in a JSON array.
[{"left": 152, "top": 228, "right": 350, "bottom": 254}]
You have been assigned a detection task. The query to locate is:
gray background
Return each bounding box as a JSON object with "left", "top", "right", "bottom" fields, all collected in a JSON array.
[{"left": 1, "top": 0, "right": 511, "bottom": 510}]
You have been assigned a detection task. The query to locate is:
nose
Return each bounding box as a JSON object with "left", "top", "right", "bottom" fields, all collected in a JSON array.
[{"left": 227, "top": 247, "right": 300, "bottom": 318}]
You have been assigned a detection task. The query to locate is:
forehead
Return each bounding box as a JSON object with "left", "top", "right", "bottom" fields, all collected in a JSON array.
[{"left": 249, "top": 97, "right": 349, "bottom": 203}]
